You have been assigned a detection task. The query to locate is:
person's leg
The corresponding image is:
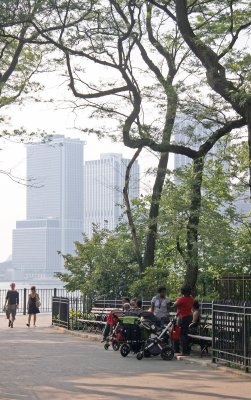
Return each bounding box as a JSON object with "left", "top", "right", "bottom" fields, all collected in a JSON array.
[
  {"left": 102, "top": 323, "right": 111, "bottom": 341},
  {"left": 6, "top": 307, "right": 11, "bottom": 327},
  {"left": 180, "top": 316, "right": 192, "bottom": 355},
  {"left": 33, "top": 314, "right": 37, "bottom": 326},
  {"left": 27, "top": 314, "right": 32, "bottom": 327},
  {"left": 10, "top": 306, "right": 16, "bottom": 327},
  {"left": 173, "top": 340, "right": 180, "bottom": 353}
]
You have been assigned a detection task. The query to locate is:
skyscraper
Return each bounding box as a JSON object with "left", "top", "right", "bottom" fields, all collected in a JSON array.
[
  {"left": 83, "top": 153, "right": 140, "bottom": 237},
  {"left": 172, "top": 117, "right": 250, "bottom": 218},
  {"left": 12, "top": 135, "right": 84, "bottom": 278}
]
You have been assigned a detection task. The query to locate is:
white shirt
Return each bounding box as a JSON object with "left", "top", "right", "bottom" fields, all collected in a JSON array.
[{"left": 151, "top": 295, "right": 170, "bottom": 319}]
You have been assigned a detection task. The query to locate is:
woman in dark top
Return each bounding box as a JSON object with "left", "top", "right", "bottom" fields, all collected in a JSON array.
[{"left": 26, "top": 286, "right": 40, "bottom": 327}]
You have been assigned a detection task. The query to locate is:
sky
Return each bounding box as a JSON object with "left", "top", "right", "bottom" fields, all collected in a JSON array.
[{"left": 0, "top": 78, "right": 173, "bottom": 262}]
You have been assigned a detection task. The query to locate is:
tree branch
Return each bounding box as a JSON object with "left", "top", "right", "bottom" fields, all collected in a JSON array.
[{"left": 123, "top": 147, "right": 143, "bottom": 272}]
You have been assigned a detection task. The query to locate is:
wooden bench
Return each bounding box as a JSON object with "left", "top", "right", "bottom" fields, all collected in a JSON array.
[
  {"left": 77, "top": 307, "right": 121, "bottom": 333},
  {"left": 188, "top": 314, "right": 213, "bottom": 357}
]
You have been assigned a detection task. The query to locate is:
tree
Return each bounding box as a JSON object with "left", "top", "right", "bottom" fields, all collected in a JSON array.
[
  {"left": 57, "top": 226, "right": 140, "bottom": 298},
  {"left": 26, "top": 0, "right": 249, "bottom": 292},
  {"left": 0, "top": 0, "right": 50, "bottom": 183},
  {"left": 0, "top": 1, "right": 46, "bottom": 108},
  {"left": 148, "top": 0, "right": 251, "bottom": 193},
  {"left": 57, "top": 144, "right": 250, "bottom": 299}
]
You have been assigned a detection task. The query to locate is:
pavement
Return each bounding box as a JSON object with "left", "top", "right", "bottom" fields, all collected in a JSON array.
[{"left": 0, "top": 314, "right": 251, "bottom": 400}]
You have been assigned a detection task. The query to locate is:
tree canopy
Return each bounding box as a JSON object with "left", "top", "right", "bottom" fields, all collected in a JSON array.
[{"left": 1, "top": 0, "right": 250, "bottom": 293}]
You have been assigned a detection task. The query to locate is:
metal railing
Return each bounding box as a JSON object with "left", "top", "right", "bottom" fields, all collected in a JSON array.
[
  {"left": 52, "top": 296, "right": 93, "bottom": 330},
  {"left": 52, "top": 297, "right": 70, "bottom": 329},
  {"left": 0, "top": 288, "right": 81, "bottom": 314},
  {"left": 212, "top": 301, "right": 251, "bottom": 372}
]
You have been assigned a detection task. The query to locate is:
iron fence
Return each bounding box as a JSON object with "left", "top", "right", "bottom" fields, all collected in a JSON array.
[
  {"left": 0, "top": 288, "right": 81, "bottom": 314},
  {"left": 200, "top": 301, "right": 213, "bottom": 316},
  {"left": 212, "top": 301, "right": 251, "bottom": 372},
  {"left": 52, "top": 297, "right": 69, "bottom": 329},
  {"left": 52, "top": 295, "right": 93, "bottom": 329}
]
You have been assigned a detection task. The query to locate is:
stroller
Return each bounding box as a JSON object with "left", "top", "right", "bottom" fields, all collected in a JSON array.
[
  {"left": 104, "top": 315, "right": 144, "bottom": 356},
  {"left": 103, "top": 310, "right": 124, "bottom": 351},
  {"left": 136, "top": 318, "right": 174, "bottom": 361}
]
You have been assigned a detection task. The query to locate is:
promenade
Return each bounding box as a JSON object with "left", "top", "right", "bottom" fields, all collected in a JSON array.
[{"left": 0, "top": 314, "right": 250, "bottom": 400}]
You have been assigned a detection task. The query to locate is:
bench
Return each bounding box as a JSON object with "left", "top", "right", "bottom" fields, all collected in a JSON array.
[
  {"left": 77, "top": 307, "right": 121, "bottom": 333},
  {"left": 188, "top": 314, "right": 212, "bottom": 357}
]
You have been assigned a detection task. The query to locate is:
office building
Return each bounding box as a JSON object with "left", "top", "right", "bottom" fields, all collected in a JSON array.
[
  {"left": 12, "top": 135, "right": 84, "bottom": 278},
  {"left": 172, "top": 117, "right": 250, "bottom": 218},
  {"left": 84, "top": 153, "right": 140, "bottom": 237}
]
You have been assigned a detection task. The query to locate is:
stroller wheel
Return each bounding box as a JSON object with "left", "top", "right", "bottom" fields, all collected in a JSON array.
[
  {"left": 161, "top": 346, "right": 174, "bottom": 361},
  {"left": 112, "top": 340, "right": 120, "bottom": 351},
  {"left": 120, "top": 343, "right": 130, "bottom": 358},
  {"left": 136, "top": 352, "right": 144, "bottom": 360},
  {"left": 144, "top": 350, "right": 151, "bottom": 358},
  {"left": 104, "top": 343, "right": 110, "bottom": 350}
]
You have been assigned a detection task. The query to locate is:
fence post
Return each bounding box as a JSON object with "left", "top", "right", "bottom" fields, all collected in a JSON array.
[
  {"left": 243, "top": 301, "right": 248, "bottom": 373},
  {"left": 23, "top": 288, "right": 27, "bottom": 315},
  {"left": 212, "top": 300, "right": 216, "bottom": 364},
  {"left": 67, "top": 297, "right": 70, "bottom": 330},
  {"left": 54, "top": 288, "right": 57, "bottom": 297}
]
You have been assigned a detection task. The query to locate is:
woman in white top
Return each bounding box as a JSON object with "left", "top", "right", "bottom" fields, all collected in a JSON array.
[{"left": 150, "top": 286, "right": 170, "bottom": 327}]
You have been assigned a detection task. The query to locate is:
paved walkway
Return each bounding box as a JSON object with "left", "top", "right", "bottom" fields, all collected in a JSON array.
[{"left": 0, "top": 315, "right": 250, "bottom": 400}]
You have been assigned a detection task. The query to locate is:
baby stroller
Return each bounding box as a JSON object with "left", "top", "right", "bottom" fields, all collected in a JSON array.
[
  {"left": 111, "top": 315, "right": 145, "bottom": 357},
  {"left": 136, "top": 318, "right": 174, "bottom": 361},
  {"left": 103, "top": 310, "right": 124, "bottom": 351}
]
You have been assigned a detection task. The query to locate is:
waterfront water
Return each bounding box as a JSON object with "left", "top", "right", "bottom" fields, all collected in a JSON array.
[
  {"left": 0, "top": 281, "right": 64, "bottom": 290},
  {"left": 0, "top": 282, "right": 76, "bottom": 314}
]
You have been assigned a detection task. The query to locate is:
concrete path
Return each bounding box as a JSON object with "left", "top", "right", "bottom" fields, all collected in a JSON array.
[{"left": 0, "top": 315, "right": 250, "bottom": 400}]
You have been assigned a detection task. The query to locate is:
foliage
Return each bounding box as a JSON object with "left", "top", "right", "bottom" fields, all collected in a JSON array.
[
  {"left": 58, "top": 144, "right": 250, "bottom": 299},
  {"left": 57, "top": 226, "right": 140, "bottom": 299}
]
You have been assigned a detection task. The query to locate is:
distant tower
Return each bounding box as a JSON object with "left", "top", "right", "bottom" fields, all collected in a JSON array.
[
  {"left": 12, "top": 135, "right": 84, "bottom": 279},
  {"left": 83, "top": 153, "right": 140, "bottom": 237}
]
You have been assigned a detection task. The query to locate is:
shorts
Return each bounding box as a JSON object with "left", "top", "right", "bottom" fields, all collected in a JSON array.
[{"left": 6, "top": 304, "right": 17, "bottom": 320}]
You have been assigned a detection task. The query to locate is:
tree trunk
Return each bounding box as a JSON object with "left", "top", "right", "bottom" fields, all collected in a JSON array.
[
  {"left": 246, "top": 104, "right": 251, "bottom": 198},
  {"left": 184, "top": 156, "right": 204, "bottom": 293},
  {"left": 143, "top": 152, "right": 169, "bottom": 268},
  {"left": 123, "top": 148, "right": 143, "bottom": 272}
]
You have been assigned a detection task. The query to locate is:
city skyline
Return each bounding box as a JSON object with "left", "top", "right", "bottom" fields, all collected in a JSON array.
[
  {"left": 84, "top": 153, "right": 140, "bottom": 237},
  {"left": 0, "top": 130, "right": 156, "bottom": 263},
  {"left": 2, "top": 138, "right": 142, "bottom": 279},
  {"left": 12, "top": 136, "right": 85, "bottom": 279}
]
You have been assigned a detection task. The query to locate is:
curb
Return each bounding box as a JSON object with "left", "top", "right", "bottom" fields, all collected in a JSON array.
[
  {"left": 51, "top": 325, "right": 102, "bottom": 342},
  {"left": 176, "top": 355, "right": 251, "bottom": 379}
]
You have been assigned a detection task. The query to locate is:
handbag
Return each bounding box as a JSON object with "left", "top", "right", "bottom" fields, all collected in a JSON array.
[
  {"left": 171, "top": 323, "right": 182, "bottom": 341},
  {"left": 35, "top": 294, "right": 41, "bottom": 308}
]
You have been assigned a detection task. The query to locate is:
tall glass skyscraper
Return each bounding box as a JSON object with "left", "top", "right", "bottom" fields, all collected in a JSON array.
[
  {"left": 83, "top": 153, "right": 140, "bottom": 237},
  {"left": 12, "top": 135, "right": 84, "bottom": 279}
]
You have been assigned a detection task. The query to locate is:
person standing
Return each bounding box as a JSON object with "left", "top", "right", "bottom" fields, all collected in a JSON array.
[
  {"left": 26, "top": 286, "right": 40, "bottom": 327},
  {"left": 172, "top": 285, "right": 194, "bottom": 355},
  {"left": 4, "top": 282, "right": 19, "bottom": 328},
  {"left": 150, "top": 286, "right": 170, "bottom": 327}
]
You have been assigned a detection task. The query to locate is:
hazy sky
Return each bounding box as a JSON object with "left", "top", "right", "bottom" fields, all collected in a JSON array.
[{"left": 0, "top": 79, "right": 173, "bottom": 262}]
